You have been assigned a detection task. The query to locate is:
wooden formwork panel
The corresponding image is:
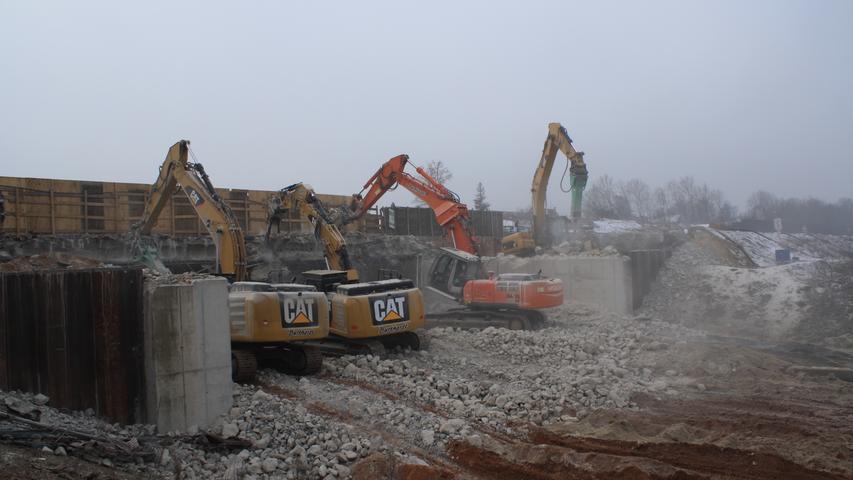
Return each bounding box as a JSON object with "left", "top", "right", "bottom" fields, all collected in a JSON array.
[{"left": 0, "top": 176, "right": 364, "bottom": 236}]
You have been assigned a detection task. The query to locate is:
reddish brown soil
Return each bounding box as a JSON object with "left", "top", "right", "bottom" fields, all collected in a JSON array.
[
  {"left": 352, "top": 452, "right": 456, "bottom": 480},
  {"left": 447, "top": 440, "right": 706, "bottom": 480},
  {"left": 445, "top": 386, "right": 851, "bottom": 480},
  {"left": 560, "top": 391, "right": 853, "bottom": 477},
  {"left": 530, "top": 430, "right": 844, "bottom": 480},
  {"left": 395, "top": 463, "right": 456, "bottom": 480}
]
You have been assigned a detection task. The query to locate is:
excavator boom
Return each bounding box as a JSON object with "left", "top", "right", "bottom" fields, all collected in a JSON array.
[
  {"left": 348, "top": 154, "right": 479, "bottom": 256},
  {"left": 343, "top": 153, "right": 564, "bottom": 326},
  {"left": 532, "top": 122, "right": 588, "bottom": 242},
  {"left": 133, "top": 140, "right": 248, "bottom": 280},
  {"left": 503, "top": 123, "right": 588, "bottom": 255},
  {"left": 278, "top": 183, "right": 359, "bottom": 282}
]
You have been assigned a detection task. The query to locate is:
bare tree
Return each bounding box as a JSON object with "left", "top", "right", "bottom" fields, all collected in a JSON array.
[
  {"left": 473, "top": 181, "right": 490, "bottom": 211},
  {"left": 741, "top": 194, "right": 853, "bottom": 234},
  {"left": 652, "top": 186, "right": 671, "bottom": 220},
  {"left": 427, "top": 160, "right": 452, "bottom": 184},
  {"left": 662, "top": 176, "right": 727, "bottom": 224},
  {"left": 584, "top": 174, "right": 632, "bottom": 219},
  {"left": 718, "top": 201, "right": 738, "bottom": 223},
  {"left": 620, "top": 178, "right": 653, "bottom": 219},
  {"left": 746, "top": 190, "right": 779, "bottom": 220}
]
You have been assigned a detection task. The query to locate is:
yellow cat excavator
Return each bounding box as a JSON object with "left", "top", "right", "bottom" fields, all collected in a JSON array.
[
  {"left": 274, "top": 183, "right": 426, "bottom": 354},
  {"left": 131, "top": 140, "right": 248, "bottom": 280},
  {"left": 502, "top": 123, "right": 589, "bottom": 255},
  {"left": 132, "top": 140, "right": 329, "bottom": 381}
]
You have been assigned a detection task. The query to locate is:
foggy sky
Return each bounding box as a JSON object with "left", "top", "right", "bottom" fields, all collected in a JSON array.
[{"left": 1, "top": 0, "right": 851, "bottom": 214}]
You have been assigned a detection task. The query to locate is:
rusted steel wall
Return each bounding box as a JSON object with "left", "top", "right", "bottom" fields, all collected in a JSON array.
[
  {"left": 628, "top": 249, "right": 671, "bottom": 310},
  {"left": 0, "top": 268, "right": 144, "bottom": 423}
]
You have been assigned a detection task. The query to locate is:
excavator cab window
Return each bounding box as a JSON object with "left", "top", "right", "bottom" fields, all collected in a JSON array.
[
  {"left": 451, "top": 260, "right": 468, "bottom": 288},
  {"left": 429, "top": 255, "right": 453, "bottom": 292}
]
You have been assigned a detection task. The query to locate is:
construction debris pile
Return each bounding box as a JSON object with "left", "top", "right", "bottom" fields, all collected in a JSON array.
[
  {"left": 641, "top": 232, "right": 853, "bottom": 342},
  {"left": 0, "top": 390, "right": 161, "bottom": 476},
  {"left": 322, "top": 313, "right": 702, "bottom": 434},
  {"left": 2, "top": 223, "right": 852, "bottom": 479},
  {"left": 158, "top": 384, "right": 386, "bottom": 480},
  {"left": 0, "top": 252, "right": 105, "bottom": 272}
]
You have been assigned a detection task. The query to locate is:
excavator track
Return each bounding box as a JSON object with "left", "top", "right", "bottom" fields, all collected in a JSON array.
[
  {"left": 426, "top": 308, "right": 546, "bottom": 331},
  {"left": 307, "top": 336, "right": 405, "bottom": 358},
  {"left": 231, "top": 350, "right": 258, "bottom": 383},
  {"left": 275, "top": 345, "right": 324, "bottom": 376},
  {"left": 380, "top": 331, "right": 423, "bottom": 351},
  {"left": 359, "top": 340, "right": 387, "bottom": 357}
]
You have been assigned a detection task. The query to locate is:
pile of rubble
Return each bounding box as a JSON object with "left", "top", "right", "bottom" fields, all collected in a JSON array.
[
  {"left": 313, "top": 308, "right": 704, "bottom": 438},
  {"left": 0, "top": 390, "right": 160, "bottom": 476},
  {"left": 640, "top": 238, "right": 830, "bottom": 340},
  {"left": 166, "top": 384, "right": 384, "bottom": 480},
  {"left": 0, "top": 252, "right": 106, "bottom": 272},
  {"left": 0, "top": 383, "right": 397, "bottom": 479},
  {"left": 797, "top": 258, "right": 853, "bottom": 345},
  {"left": 143, "top": 268, "right": 217, "bottom": 286}
]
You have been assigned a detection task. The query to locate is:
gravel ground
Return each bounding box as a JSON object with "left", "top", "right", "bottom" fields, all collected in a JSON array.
[
  {"left": 1, "top": 302, "right": 708, "bottom": 480},
  {"left": 3, "top": 234, "right": 852, "bottom": 478}
]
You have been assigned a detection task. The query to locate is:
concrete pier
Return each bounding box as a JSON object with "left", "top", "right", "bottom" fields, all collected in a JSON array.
[{"left": 143, "top": 278, "right": 232, "bottom": 432}]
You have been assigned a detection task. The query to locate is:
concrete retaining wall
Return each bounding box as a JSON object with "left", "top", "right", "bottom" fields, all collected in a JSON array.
[
  {"left": 143, "top": 278, "right": 232, "bottom": 432},
  {"left": 484, "top": 255, "right": 634, "bottom": 315}
]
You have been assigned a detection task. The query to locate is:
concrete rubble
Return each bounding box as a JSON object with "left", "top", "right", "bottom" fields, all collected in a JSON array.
[{"left": 1, "top": 225, "right": 852, "bottom": 478}]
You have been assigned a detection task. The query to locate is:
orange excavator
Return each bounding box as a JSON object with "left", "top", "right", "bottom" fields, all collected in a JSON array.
[{"left": 342, "top": 155, "right": 564, "bottom": 329}]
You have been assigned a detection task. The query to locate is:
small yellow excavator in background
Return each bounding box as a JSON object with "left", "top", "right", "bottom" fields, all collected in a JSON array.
[
  {"left": 132, "top": 140, "right": 329, "bottom": 381},
  {"left": 502, "top": 122, "right": 589, "bottom": 255},
  {"left": 274, "top": 183, "right": 426, "bottom": 354}
]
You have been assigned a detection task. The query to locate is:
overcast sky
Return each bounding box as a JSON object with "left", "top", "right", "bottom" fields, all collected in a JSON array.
[{"left": 1, "top": 0, "right": 851, "bottom": 213}]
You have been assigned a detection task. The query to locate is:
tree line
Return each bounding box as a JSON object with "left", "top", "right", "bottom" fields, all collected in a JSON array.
[
  {"left": 583, "top": 175, "right": 853, "bottom": 234},
  {"left": 417, "top": 160, "right": 852, "bottom": 235},
  {"left": 584, "top": 175, "right": 736, "bottom": 224}
]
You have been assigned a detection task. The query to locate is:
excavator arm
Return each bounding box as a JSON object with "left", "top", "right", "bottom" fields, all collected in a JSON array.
[
  {"left": 278, "top": 183, "right": 359, "bottom": 282},
  {"left": 531, "top": 122, "right": 588, "bottom": 245},
  {"left": 133, "top": 140, "right": 248, "bottom": 280},
  {"left": 341, "top": 154, "right": 564, "bottom": 316},
  {"left": 502, "top": 123, "right": 588, "bottom": 255},
  {"left": 347, "top": 154, "right": 480, "bottom": 256}
]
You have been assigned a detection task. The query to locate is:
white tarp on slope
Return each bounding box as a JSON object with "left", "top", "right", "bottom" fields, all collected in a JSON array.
[{"left": 593, "top": 219, "right": 643, "bottom": 234}]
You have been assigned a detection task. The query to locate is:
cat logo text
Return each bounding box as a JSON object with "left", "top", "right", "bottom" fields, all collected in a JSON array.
[
  {"left": 185, "top": 187, "right": 205, "bottom": 206},
  {"left": 370, "top": 295, "right": 409, "bottom": 325},
  {"left": 279, "top": 294, "right": 318, "bottom": 328}
]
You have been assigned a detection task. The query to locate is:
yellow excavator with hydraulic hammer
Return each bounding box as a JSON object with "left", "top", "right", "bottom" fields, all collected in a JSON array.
[
  {"left": 131, "top": 140, "right": 248, "bottom": 280},
  {"left": 132, "top": 140, "right": 329, "bottom": 381},
  {"left": 502, "top": 123, "right": 589, "bottom": 255},
  {"left": 274, "top": 183, "right": 426, "bottom": 355}
]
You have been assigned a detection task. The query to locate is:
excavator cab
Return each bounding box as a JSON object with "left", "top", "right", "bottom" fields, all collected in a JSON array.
[
  {"left": 501, "top": 232, "right": 537, "bottom": 256},
  {"left": 427, "top": 248, "right": 481, "bottom": 300}
]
